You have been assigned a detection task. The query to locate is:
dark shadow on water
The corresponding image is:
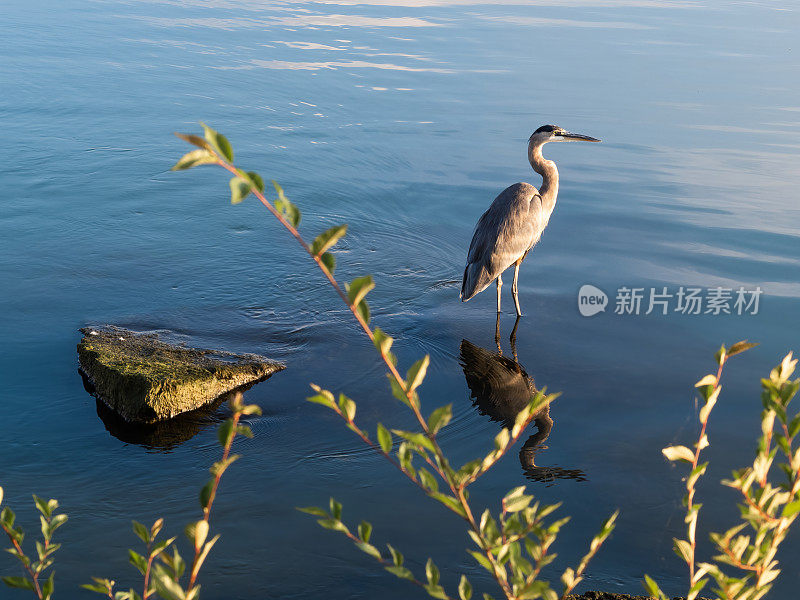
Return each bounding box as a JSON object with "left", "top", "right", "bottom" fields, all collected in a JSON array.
[
  {"left": 459, "top": 315, "right": 586, "bottom": 485},
  {"left": 80, "top": 369, "right": 233, "bottom": 452}
]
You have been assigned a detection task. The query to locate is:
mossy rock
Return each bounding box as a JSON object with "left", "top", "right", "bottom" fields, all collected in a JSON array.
[{"left": 77, "top": 326, "right": 284, "bottom": 424}]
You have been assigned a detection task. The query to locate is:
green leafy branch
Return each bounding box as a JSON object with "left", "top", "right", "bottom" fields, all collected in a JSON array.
[
  {"left": 83, "top": 393, "right": 261, "bottom": 600},
  {"left": 645, "top": 343, "right": 800, "bottom": 600},
  {"left": 654, "top": 341, "right": 757, "bottom": 600},
  {"left": 173, "top": 125, "right": 618, "bottom": 600},
  {"left": 0, "top": 491, "right": 66, "bottom": 600}
]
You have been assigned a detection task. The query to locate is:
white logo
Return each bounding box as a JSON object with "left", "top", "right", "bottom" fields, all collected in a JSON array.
[{"left": 578, "top": 284, "right": 608, "bottom": 317}]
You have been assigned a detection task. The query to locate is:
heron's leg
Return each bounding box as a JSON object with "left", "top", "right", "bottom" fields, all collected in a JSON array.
[
  {"left": 512, "top": 260, "right": 522, "bottom": 317},
  {"left": 496, "top": 274, "right": 502, "bottom": 313},
  {"left": 495, "top": 312, "right": 502, "bottom": 354}
]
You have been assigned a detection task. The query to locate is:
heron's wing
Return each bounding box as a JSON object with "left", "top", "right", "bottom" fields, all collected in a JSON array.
[{"left": 461, "top": 183, "right": 544, "bottom": 300}]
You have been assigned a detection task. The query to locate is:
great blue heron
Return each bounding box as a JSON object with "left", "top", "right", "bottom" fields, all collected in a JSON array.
[{"left": 460, "top": 125, "right": 601, "bottom": 316}]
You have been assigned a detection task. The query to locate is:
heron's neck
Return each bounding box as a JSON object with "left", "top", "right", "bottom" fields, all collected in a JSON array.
[{"left": 528, "top": 142, "right": 559, "bottom": 214}]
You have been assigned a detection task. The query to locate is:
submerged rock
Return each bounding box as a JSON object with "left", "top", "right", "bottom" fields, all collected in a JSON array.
[{"left": 77, "top": 326, "right": 284, "bottom": 424}]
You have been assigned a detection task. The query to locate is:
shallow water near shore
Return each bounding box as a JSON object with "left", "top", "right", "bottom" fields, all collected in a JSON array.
[{"left": 2, "top": 0, "right": 800, "bottom": 597}]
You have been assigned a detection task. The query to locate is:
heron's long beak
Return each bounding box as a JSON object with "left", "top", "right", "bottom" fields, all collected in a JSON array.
[{"left": 560, "top": 131, "right": 601, "bottom": 142}]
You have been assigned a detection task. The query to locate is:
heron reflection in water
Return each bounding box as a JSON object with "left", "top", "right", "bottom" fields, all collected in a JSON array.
[{"left": 459, "top": 316, "right": 585, "bottom": 484}]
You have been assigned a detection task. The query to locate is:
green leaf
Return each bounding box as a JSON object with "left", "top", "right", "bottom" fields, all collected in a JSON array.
[
  {"left": 425, "top": 558, "right": 440, "bottom": 586},
  {"left": 431, "top": 493, "right": 467, "bottom": 518},
  {"left": 459, "top": 575, "right": 473, "bottom": 600},
  {"left": 1, "top": 576, "right": 34, "bottom": 590},
  {"left": 504, "top": 492, "right": 533, "bottom": 513},
  {"left": 425, "top": 584, "right": 448, "bottom": 599},
  {"left": 40, "top": 512, "right": 65, "bottom": 541},
  {"left": 346, "top": 275, "right": 375, "bottom": 308},
  {"left": 229, "top": 176, "right": 250, "bottom": 205},
  {"left": 297, "top": 506, "right": 328, "bottom": 517},
  {"left": 185, "top": 520, "right": 209, "bottom": 549},
  {"left": 468, "top": 550, "right": 494, "bottom": 573},
  {"left": 695, "top": 374, "right": 718, "bottom": 388},
  {"left": 355, "top": 299, "right": 370, "bottom": 324},
  {"left": 688, "top": 578, "right": 708, "bottom": 600},
  {"left": 715, "top": 344, "right": 726, "bottom": 366},
  {"left": 317, "top": 518, "right": 349, "bottom": 534},
  {"left": 358, "top": 521, "right": 372, "bottom": 543},
  {"left": 338, "top": 394, "right": 356, "bottom": 422},
  {"left": 217, "top": 419, "right": 235, "bottom": 447},
  {"left": 171, "top": 149, "right": 217, "bottom": 171},
  {"left": 418, "top": 468, "right": 439, "bottom": 493},
  {"left": 642, "top": 575, "right": 668, "bottom": 600},
  {"left": 784, "top": 499, "right": 800, "bottom": 518},
  {"left": 307, "top": 385, "right": 337, "bottom": 410},
  {"left": 385, "top": 565, "right": 414, "bottom": 580},
  {"left": 673, "top": 538, "right": 692, "bottom": 564},
  {"left": 387, "top": 544, "right": 404, "bottom": 566},
  {"left": 236, "top": 424, "right": 253, "bottom": 438},
  {"left": 151, "top": 518, "right": 164, "bottom": 540},
  {"left": 392, "top": 429, "right": 435, "bottom": 452},
  {"left": 356, "top": 541, "right": 382, "bottom": 559},
  {"left": 193, "top": 534, "right": 220, "bottom": 576},
  {"left": 388, "top": 376, "right": 413, "bottom": 408},
  {"left": 210, "top": 454, "right": 241, "bottom": 477},
  {"left": 199, "top": 479, "right": 214, "bottom": 509},
  {"left": 132, "top": 521, "right": 149, "bottom": 544},
  {"left": 311, "top": 224, "right": 348, "bottom": 257},
  {"left": 151, "top": 564, "right": 186, "bottom": 600},
  {"left": 151, "top": 537, "right": 175, "bottom": 558},
  {"left": 494, "top": 428, "right": 510, "bottom": 451},
  {"left": 406, "top": 356, "right": 430, "bottom": 393},
  {"left": 272, "top": 181, "right": 301, "bottom": 228},
  {"left": 373, "top": 327, "right": 394, "bottom": 356},
  {"left": 33, "top": 496, "right": 56, "bottom": 518},
  {"left": 455, "top": 459, "right": 482, "bottom": 485},
  {"left": 518, "top": 581, "right": 552, "bottom": 600},
  {"left": 239, "top": 403, "right": 262, "bottom": 416},
  {"left": 81, "top": 579, "right": 113, "bottom": 595},
  {"left": 377, "top": 423, "right": 392, "bottom": 453},
  {"left": 129, "top": 550, "right": 148, "bottom": 575},
  {"left": 662, "top": 445, "right": 695, "bottom": 463},
  {"left": 320, "top": 252, "right": 336, "bottom": 273},
  {"left": 201, "top": 122, "right": 233, "bottom": 162},
  {"left": 788, "top": 414, "right": 800, "bottom": 438},
  {"left": 174, "top": 132, "right": 211, "bottom": 151},
  {"left": 243, "top": 171, "right": 264, "bottom": 193},
  {"left": 330, "top": 498, "right": 342, "bottom": 520},
  {"left": 728, "top": 340, "right": 758, "bottom": 357},
  {"left": 427, "top": 405, "right": 452, "bottom": 435},
  {"left": 161, "top": 546, "right": 186, "bottom": 580}
]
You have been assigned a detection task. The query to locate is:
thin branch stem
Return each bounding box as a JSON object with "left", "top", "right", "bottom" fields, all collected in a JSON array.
[
  {"left": 143, "top": 540, "right": 154, "bottom": 600},
  {"left": 1, "top": 530, "right": 43, "bottom": 599},
  {"left": 185, "top": 411, "right": 241, "bottom": 595},
  {"left": 685, "top": 357, "right": 727, "bottom": 587}
]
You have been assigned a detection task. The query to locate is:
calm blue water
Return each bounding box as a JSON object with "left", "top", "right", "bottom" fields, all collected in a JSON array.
[{"left": 2, "top": 0, "right": 800, "bottom": 598}]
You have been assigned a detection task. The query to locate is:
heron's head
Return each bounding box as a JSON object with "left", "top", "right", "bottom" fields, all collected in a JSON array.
[{"left": 529, "top": 124, "right": 601, "bottom": 145}]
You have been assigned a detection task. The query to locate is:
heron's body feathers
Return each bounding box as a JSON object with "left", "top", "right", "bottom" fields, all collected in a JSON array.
[{"left": 460, "top": 182, "right": 551, "bottom": 301}]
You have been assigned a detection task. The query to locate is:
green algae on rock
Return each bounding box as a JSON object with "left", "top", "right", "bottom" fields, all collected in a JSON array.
[{"left": 77, "top": 326, "right": 284, "bottom": 424}]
